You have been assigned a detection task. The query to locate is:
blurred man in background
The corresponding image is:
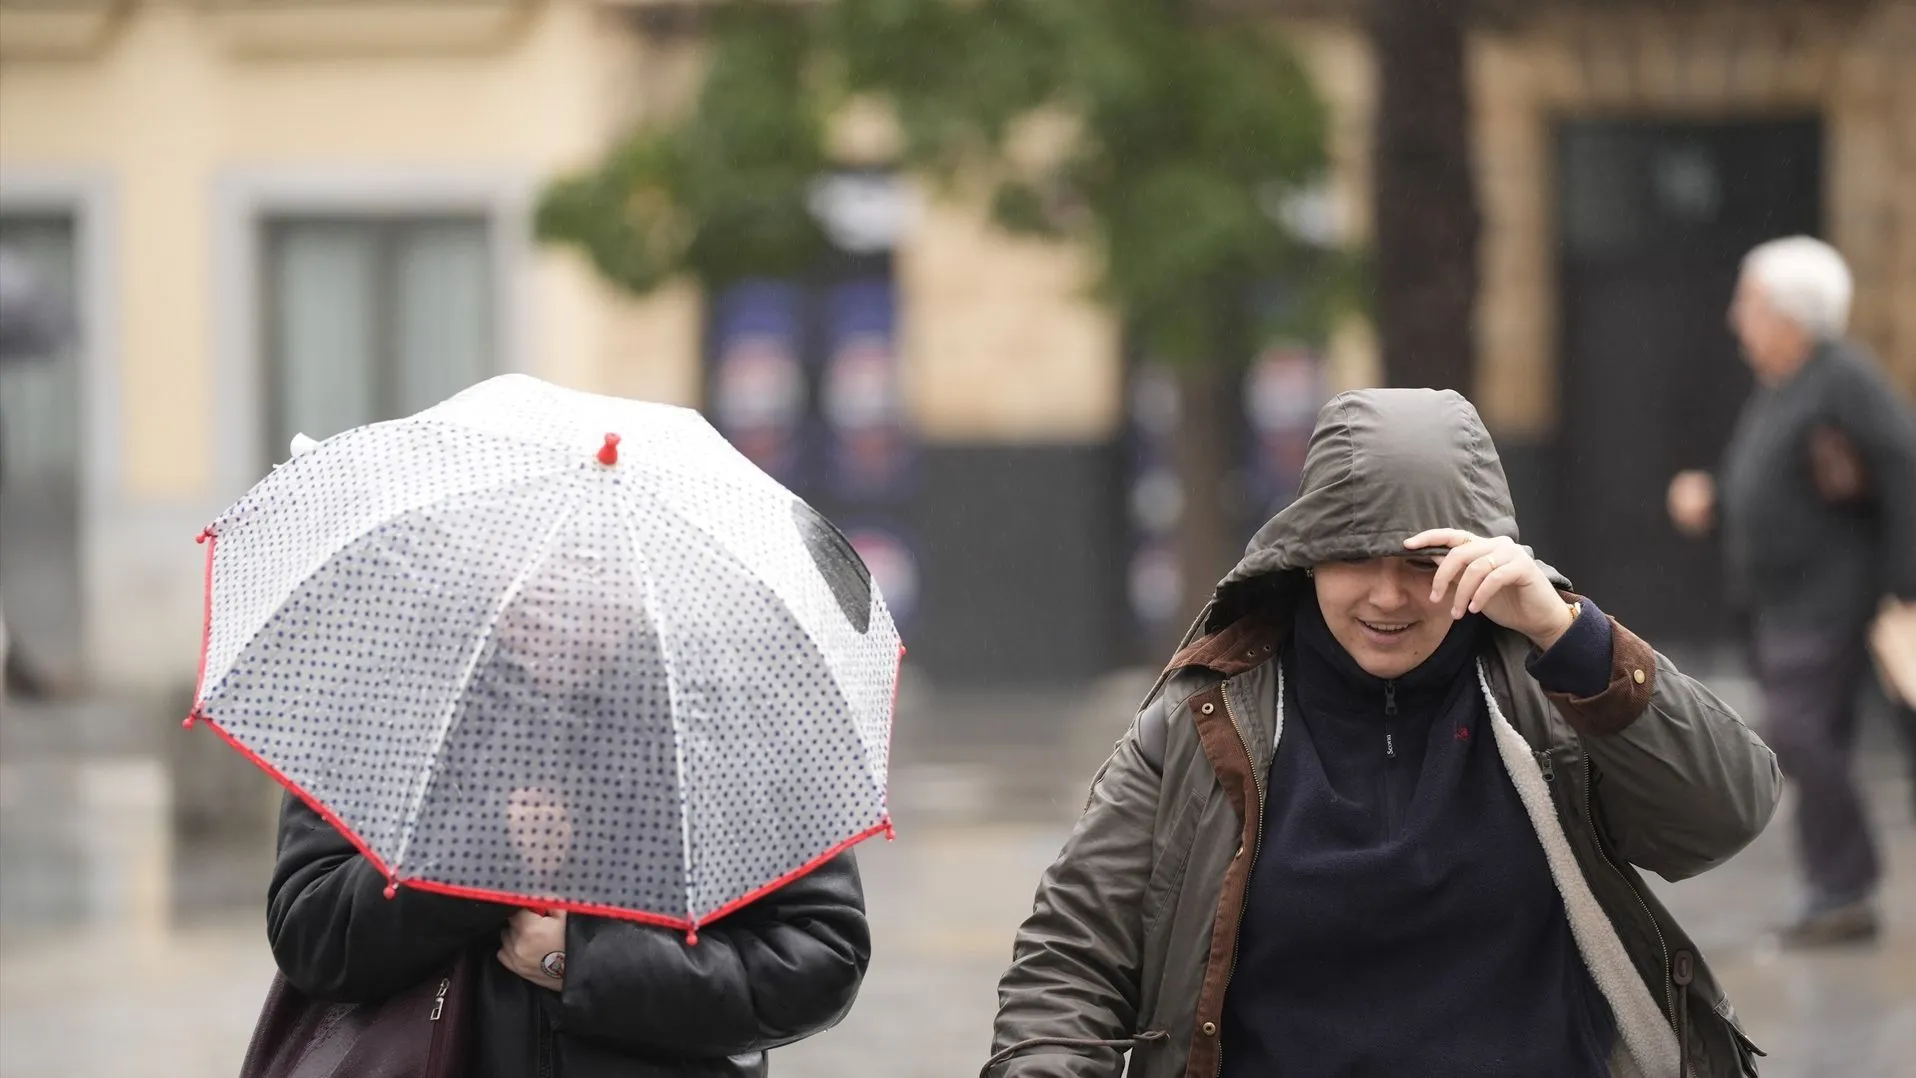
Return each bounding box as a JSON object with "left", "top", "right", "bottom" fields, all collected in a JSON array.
[{"left": 1668, "top": 235, "right": 1916, "bottom": 947}]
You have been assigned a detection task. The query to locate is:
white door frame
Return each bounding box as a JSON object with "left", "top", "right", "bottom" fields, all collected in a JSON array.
[{"left": 211, "top": 166, "right": 535, "bottom": 495}]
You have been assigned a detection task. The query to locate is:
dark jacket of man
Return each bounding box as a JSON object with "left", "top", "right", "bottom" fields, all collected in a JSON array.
[
  {"left": 1718, "top": 337, "right": 1916, "bottom": 629},
  {"left": 267, "top": 794, "right": 870, "bottom": 1078}
]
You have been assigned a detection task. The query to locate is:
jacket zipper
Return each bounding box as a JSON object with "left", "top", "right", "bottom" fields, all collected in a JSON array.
[
  {"left": 1383, "top": 680, "right": 1397, "bottom": 757},
  {"left": 1382, "top": 680, "right": 1399, "bottom": 835},
  {"left": 424, "top": 976, "right": 451, "bottom": 1075},
  {"left": 1214, "top": 679, "right": 1267, "bottom": 1078},
  {"left": 537, "top": 1006, "right": 557, "bottom": 1078},
  {"left": 1542, "top": 752, "right": 1685, "bottom": 1070},
  {"left": 1673, "top": 949, "right": 1695, "bottom": 1078}
]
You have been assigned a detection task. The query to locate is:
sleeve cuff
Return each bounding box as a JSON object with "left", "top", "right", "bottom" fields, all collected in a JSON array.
[
  {"left": 1538, "top": 599, "right": 1659, "bottom": 736},
  {"left": 1526, "top": 595, "right": 1614, "bottom": 698}
]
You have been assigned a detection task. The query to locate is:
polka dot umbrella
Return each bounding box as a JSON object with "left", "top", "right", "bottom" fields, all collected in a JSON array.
[{"left": 186, "top": 374, "right": 901, "bottom": 940}]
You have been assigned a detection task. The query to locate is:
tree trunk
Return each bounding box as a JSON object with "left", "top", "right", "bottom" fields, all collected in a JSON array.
[
  {"left": 1170, "top": 340, "right": 1250, "bottom": 650},
  {"left": 1368, "top": 0, "right": 1479, "bottom": 394}
]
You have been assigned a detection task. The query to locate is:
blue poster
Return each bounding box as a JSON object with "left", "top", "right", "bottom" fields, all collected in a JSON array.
[
  {"left": 709, "top": 280, "right": 807, "bottom": 486},
  {"left": 1125, "top": 362, "right": 1185, "bottom": 635},
  {"left": 1242, "top": 345, "right": 1324, "bottom": 519},
  {"left": 821, "top": 278, "right": 911, "bottom": 500}
]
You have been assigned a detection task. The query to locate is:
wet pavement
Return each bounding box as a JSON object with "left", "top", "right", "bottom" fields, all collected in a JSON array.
[{"left": 2, "top": 668, "right": 1913, "bottom": 1078}]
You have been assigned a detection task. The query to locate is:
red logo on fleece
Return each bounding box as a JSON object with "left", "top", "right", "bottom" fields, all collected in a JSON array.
[{"left": 1455, "top": 725, "right": 1471, "bottom": 742}]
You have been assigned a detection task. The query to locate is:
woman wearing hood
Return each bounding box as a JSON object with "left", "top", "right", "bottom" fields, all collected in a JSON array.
[{"left": 984, "top": 389, "right": 1780, "bottom": 1078}]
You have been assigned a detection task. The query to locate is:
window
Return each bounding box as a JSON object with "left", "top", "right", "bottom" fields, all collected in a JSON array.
[
  {"left": 0, "top": 212, "right": 83, "bottom": 682},
  {"left": 262, "top": 216, "right": 493, "bottom": 456}
]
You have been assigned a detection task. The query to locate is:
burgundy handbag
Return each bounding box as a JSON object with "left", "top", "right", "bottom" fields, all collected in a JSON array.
[{"left": 237, "top": 952, "right": 476, "bottom": 1078}]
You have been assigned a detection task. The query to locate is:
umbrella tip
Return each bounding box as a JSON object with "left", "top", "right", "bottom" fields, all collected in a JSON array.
[
  {"left": 597, "top": 432, "right": 622, "bottom": 466},
  {"left": 382, "top": 882, "right": 398, "bottom": 900},
  {"left": 181, "top": 714, "right": 196, "bottom": 729},
  {"left": 684, "top": 927, "right": 699, "bottom": 946}
]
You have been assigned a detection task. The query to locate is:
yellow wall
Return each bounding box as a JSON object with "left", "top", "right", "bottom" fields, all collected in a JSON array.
[
  {"left": 0, "top": 0, "right": 712, "bottom": 687},
  {"left": 0, "top": 0, "right": 700, "bottom": 501},
  {"left": 898, "top": 193, "right": 1121, "bottom": 443}
]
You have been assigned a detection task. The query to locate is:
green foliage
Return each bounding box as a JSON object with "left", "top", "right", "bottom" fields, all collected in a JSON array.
[
  {"left": 537, "top": 0, "right": 1344, "bottom": 364},
  {"left": 536, "top": 5, "right": 829, "bottom": 292}
]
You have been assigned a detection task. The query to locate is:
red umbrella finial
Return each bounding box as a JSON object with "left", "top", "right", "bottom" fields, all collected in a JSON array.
[{"left": 597, "top": 433, "right": 622, "bottom": 466}]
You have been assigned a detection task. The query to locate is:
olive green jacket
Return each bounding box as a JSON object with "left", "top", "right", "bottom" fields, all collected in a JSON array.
[{"left": 987, "top": 389, "right": 1780, "bottom": 1078}]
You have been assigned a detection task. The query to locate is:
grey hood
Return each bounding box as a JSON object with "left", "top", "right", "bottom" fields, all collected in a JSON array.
[{"left": 1211, "top": 388, "right": 1561, "bottom": 627}]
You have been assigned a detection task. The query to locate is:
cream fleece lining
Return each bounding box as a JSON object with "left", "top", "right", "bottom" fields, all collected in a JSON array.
[{"left": 1476, "top": 664, "right": 1682, "bottom": 1078}]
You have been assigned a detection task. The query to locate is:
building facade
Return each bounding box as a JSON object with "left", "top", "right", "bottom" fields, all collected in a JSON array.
[{"left": 2, "top": 0, "right": 1911, "bottom": 696}]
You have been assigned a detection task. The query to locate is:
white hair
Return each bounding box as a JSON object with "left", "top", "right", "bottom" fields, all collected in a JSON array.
[{"left": 1741, "top": 235, "right": 1852, "bottom": 338}]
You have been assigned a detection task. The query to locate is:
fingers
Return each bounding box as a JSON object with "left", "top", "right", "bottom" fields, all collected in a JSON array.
[
  {"left": 1405, "top": 531, "right": 1537, "bottom": 616},
  {"left": 1428, "top": 537, "right": 1499, "bottom": 604},
  {"left": 1446, "top": 548, "right": 1513, "bottom": 618},
  {"left": 1463, "top": 561, "right": 1527, "bottom": 615},
  {"left": 1404, "top": 528, "right": 1476, "bottom": 552},
  {"left": 502, "top": 907, "right": 566, "bottom": 959},
  {"left": 501, "top": 908, "right": 543, "bottom": 952}
]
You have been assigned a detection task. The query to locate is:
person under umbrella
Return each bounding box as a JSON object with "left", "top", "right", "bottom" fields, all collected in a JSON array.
[
  {"left": 264, "top": 650, "right": 871, "bottom": 1078},
  {"left": 197, "top": 376, "right": 895, "bottom": 1077}
]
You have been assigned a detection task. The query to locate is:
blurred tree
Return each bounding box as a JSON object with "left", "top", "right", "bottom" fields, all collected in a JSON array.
[
  {"left": 535, "top": 7, "right": 830, "bottom": 294},
  {"left": 1368, "top": 0, "right": 1477, "bottom": 395},
  {"left": 537, "top": 0, "right": 1344, "bottom": 642}
]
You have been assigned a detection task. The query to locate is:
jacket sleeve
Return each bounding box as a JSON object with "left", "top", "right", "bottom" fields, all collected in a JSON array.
[
  {"left": 1829, "top": 356, "right": 1916, "bottom": 599},
  {"left": 1541, "top": 621, "right": 1783, "bottom": 882},
  {"left": 266, "top": 792, "right": 511, "bottom": 1002},
  {"left": 554, "top": 851, "right": 869, "bottom": 1057},
  {"left": 987, "top": 705, "right": 1160, "bottom": 1078}
]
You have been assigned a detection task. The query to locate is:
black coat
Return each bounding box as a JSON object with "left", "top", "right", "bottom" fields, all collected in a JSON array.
[
  {"left": 265, "top": 793, "right": 870, "bottom": 1078},
  {"left": 1718, "top": 338, "right": 1916, "bottom": 627}
]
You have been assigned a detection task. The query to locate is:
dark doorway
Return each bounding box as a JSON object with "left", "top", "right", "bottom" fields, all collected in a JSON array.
[
  {"left": 1553, "top": 118, "right": 1821, "bottom": 645},
  {"left": 0, "top": 213, "right": 84, "bottom": 690}
]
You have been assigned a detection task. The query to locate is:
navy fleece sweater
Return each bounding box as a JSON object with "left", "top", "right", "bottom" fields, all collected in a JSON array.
[{"left": 1218, "top": 600, "right": 1616, "bottom": 1077}]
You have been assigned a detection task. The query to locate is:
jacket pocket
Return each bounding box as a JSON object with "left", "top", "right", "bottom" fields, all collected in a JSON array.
[
  {"left": 1142, "top": 787, "right": 1205, "bottom": 931},
  {"left": 1683, "top": 989, "right": 1765, "bottom": 1078},
  {"left": 1713, "top": 998, "right": 1765, "bottom": 1078}
]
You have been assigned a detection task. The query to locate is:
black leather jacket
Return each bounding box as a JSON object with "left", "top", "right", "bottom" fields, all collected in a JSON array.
[{"left": 265, "top": 794, "right": 870, "bottom": 1077}]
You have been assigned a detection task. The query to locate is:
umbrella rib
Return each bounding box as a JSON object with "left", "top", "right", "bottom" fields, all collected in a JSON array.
[
  {"left": 625, "top": 486, "right": 841, "bottom": 675},
  {"left": 613, "top": 485, "right": 893, "bottom": 911},
  {"left": 636, "top": 488, "right": 884, "bottom": 779},
  {"left": 616, "top": 500, "right": 698, "bottom": 929},
  {"left": 391, "top": 498, "right": 580, "bottom": 875},
  {"left": 203, "top": 456, "right": 577, "bottom": 697}
]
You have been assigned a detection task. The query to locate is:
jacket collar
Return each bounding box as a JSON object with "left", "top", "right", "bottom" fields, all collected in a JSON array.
[{"left": 1291, "top": 596, "right": 1487, "bottom": 716}]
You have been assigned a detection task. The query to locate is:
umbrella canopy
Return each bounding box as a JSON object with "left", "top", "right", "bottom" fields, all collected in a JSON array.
[{"left": 189, "top": 375, "right": 900, "bottom": 936}]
